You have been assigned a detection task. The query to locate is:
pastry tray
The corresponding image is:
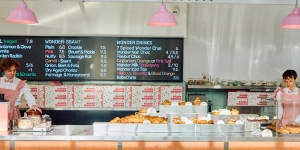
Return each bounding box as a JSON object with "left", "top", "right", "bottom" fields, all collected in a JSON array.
[{"left": 12, "top": 126, "right": 54, "bottom": 132}]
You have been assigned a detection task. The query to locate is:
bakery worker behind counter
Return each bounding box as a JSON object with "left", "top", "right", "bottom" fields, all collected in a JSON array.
[
  {"left": 274, "top": 70, "right": 300, "bottom": 126},
  {"left": 0, "top": 58, "right": 42, "bottom": 121}
]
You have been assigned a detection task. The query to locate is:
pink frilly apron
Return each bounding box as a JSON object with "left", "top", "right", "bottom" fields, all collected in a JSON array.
[
  {"left": 0, "top": 79, "right": 26, "bottom": 120},
  {"left": 274, "top": 87, "right": 300, "bottom": 126}
]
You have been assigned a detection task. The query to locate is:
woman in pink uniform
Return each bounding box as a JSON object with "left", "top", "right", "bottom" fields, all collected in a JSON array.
[
  {"left": 274, "top": 70, "right": 300, "bottom": 126},
  {"left": 0, "top": 58, "right": 41, "bottom": 120}
]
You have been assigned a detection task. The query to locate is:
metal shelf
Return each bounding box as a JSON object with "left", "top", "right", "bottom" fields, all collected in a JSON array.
[{"left": 188, "top": 85, "right": 276, "bottom": 92}]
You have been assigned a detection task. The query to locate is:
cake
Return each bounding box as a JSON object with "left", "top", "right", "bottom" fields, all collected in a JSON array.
[{"left": 18, "top": 117, "right": 33, "bottom": 129}]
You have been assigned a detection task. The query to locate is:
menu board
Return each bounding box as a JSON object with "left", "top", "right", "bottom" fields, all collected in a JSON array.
[{"left": 0, "top": 36, "right": 183, "bottom": 81}]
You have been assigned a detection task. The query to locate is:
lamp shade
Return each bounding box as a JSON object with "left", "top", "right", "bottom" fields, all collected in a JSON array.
[
  {"left": 281, "top": 7, "right": 300, "bottom": 29},
  {"left": 7, "top": 1, "right": 38, "bottom": 24},
  {"left": 148, "top": 4, "right": 177, "bottom": 27}
]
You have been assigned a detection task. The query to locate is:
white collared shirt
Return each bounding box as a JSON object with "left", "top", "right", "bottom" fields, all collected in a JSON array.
[{"left": 0, "top": 76, "right": 36, "bottom": 107}]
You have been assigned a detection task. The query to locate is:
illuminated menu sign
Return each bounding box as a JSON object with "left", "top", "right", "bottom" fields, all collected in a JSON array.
[{"left": 0, "top": 37, "right": 183, "bottom": 82}]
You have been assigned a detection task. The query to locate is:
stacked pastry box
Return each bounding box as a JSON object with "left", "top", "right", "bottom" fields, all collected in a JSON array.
[{"left": 227, "top": 91, "right": 274, "bottom": 106}]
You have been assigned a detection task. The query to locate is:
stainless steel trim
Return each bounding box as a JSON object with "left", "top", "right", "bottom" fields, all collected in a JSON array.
[{"left": 9, "top": 140, "right": 14, "bottom": 150}]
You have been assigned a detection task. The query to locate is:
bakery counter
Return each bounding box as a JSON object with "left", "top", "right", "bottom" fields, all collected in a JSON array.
[
  {"left": 2, "top": 125, "right": 300, "bottom": 150},
  {"left": 1, "top": 125, "right": 299, "bottom": 141}
]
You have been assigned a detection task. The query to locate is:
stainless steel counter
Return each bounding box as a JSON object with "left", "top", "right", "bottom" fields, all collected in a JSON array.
[{"left": 0, "top": 125, "right": 300, "bottom": 142}]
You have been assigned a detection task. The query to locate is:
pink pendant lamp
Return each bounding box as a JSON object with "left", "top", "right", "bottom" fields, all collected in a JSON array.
[
  {"left": 281, "top": 0, "right": 300, "bottom": 29},
  {"left": 148, "top": 4, "right": 177, "bottom": 27},
  {"left": 7, "top": 0, "right": 38, "bottom": 24}
]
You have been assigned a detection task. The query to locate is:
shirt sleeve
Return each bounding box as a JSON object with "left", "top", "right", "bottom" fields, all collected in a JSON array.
[{"left": 21, "top": 84, "right": 37, "bottom": 107}]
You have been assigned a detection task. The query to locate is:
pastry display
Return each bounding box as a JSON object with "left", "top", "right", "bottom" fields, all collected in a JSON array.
[
  {"left": 247, "top": 115, "right": 270, "bottom": 122},
  {"left": 162, "top": 100, "right": 171, "bottom": 105},
  {"left": 110, "top": 114, "right": 167, "bottom": 124},
  {"left": 18, "top": 117, "right": 33, "bottom": 129},
  {"left": 267, "top": 124, "right": 300, "bottom": 134}
]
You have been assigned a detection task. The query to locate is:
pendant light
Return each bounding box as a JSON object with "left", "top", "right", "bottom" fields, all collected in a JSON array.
[
  {"left": 7, "top": 0, "right": 38, "bottom": 24},
  {"left": 281, "top": 0, "right": 300, "bottom": 29},
  {"left": 148, "top": 1, "right": 177, "bottom": 27}
]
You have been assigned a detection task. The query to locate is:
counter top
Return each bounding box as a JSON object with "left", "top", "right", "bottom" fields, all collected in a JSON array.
[{"left": 1, "top": 125, "right": 300, "bottom": 141}]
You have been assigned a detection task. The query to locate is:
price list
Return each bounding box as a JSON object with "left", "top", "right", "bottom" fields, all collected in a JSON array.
[
  {"left": 115, "top": 39, "right": 182, "bottom": 81},
  {"left": 0, "top": 36, "right": 183, "bottom": 82},
  {"left": 0, "top": 38, "right": 37, "bottom": 78}
]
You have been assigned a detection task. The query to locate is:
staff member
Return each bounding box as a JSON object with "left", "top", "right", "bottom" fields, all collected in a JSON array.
[
  {"left": 274, "top": 70, "right": 300, "bottom": 126},
  {"left": 0, "top": 58, "right": 41, "bottom": 120}
]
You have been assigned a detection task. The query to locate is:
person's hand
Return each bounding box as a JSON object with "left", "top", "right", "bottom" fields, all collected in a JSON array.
[
  {"left": 272, "top": 119, "right": 281, "bottom": 127},
  {"left": 26, "top": 105, "right": 42, "bottom": 114}
]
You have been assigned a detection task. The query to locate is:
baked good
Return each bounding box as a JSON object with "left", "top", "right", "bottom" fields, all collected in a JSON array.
[
  {"left": 178, "top": 101, "right": 186, "bottom": 106},
  {"left": 227, "top": 120, "right": 236, "bottom": 124},
  {"left": 110, "top": 117, "right": 121, "bottom": 123},
  {"left": 191, "top": 118, "right": 198, "bottom": 124},
  {"left": 18, "top": 117, "right": 33, "bottom": 129},
  {"left": 162, "top": 100, "right": 171, "bottom": 105},
  {"left": 231, "top": 109, "right": 239, "bottom": 115},
  {"left": 193, "top": 101, "right": 201, "bottom": 105},
  {"left": 212, "top": 110, "right": 220, "bottom": 115},
  {"left": 208, "top": 120, "right": 214, "bottom": 124},
  {"left": 278, "top": 128, "right": 290, "bottom": 134},
  {"left": 198, "top": 120, "right": 207, "bottom": 124},
  {"left": 139, "top": 108, "right": 147, "bottom": 113}
]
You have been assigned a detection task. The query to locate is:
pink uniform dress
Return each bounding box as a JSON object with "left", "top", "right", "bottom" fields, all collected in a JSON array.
[
  {"left": 274, "top": 87, "right": 300, "bottom": 126},
  {"left": 0, "top": 79, "right": 26, "bottom": 120}
]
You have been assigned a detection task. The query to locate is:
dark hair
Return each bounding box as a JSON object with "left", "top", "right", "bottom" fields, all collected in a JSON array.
[
  {"left": 282, "top": 70, "right": 297, "bottom": 79},
  {"left": 0, "top": 58, "right": 21, "bottom": 72}
]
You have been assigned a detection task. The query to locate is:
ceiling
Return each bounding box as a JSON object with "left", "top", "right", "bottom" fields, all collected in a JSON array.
[
  {"left": 52, "top": 0, "right": 297, "bottom": 5},
  {"left": 4, "top": 0, "right": 296, "bottom": 5}
]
